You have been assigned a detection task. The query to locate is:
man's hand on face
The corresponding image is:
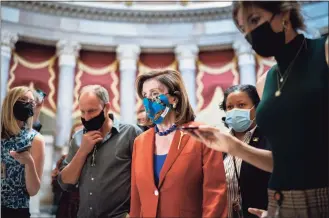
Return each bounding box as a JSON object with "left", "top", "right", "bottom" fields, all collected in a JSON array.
[{"left": 79, "top": 131, "right": 103, "bottom": 156}]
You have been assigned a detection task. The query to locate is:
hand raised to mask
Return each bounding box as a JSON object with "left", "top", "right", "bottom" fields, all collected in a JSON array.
[
  {"left": 182, "top": 125, "right": 241, "bottom": 154},
  {"left": 79, "top": 131, "right": 103, "bottom": 156}
]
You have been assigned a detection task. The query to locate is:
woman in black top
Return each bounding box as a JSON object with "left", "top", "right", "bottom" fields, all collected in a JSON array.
[
  {"left": 183, "top": 1, "right": 328, "bottom": 218},
  {"left": 221, "top": 85, "right": 271, "bottom": 218}
]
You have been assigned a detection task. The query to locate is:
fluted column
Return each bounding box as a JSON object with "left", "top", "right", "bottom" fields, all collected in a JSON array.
[
  {"left": 175, "top": 45, "right": 199, "bottom": 110},
  {"left": 116, "top": 44, "right": 141, "bottom": 124},
  {"left": 233, "top": 36, "right": 257, "bottom": 86},
  {"left": 55, "top": 40, "right": 81, "bottom": 147},
  {"left": 1, "top": 31, "right": 18, "bottom": 104}
]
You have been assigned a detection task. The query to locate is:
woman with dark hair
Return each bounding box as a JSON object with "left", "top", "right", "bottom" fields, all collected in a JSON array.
[
  {"left": 130, "top": 69, "right": 227, "bottom": 217},
  {"left": 183, "top": 1, "right": 328, "bottom": 218},
  {"left": 220, "top": 85, "right": 271, "bottom": 218}
]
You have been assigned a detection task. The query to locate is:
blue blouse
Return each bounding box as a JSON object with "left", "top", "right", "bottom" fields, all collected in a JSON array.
[
  {"left": 154, "top": 154, "right": 167, "bottom": 187},
  {"left": 1, "top": 128, "right": 37, "bottom": 209}
]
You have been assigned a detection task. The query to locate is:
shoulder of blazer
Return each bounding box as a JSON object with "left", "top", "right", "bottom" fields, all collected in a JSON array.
[
  {"left": 134, "top": 128, "right": 153, "bottom": 143},
  {"left": 240, "top": 127, "right": 272, "bottom": 180},
  {"left": 249, "top": 127, "right": 271, "bottom": 150}
]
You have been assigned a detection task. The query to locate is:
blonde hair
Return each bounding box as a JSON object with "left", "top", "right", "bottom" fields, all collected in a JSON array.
[
  {"left": 1, "top": 86, "right": 33, "bottom": 139},
  {"left": 79, "top": 85, "right": 110, "bottom": 105}
]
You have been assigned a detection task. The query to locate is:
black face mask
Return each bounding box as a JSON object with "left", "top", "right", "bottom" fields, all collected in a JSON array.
[
  {"left": 13, "top": 101, "right": 34, "bottom": 122},
  {"left": 81, "top": 110, "right": 105, "bottom": 132},
  {"left": 245, "top": 15, "right": 285, "bottom": 57}
]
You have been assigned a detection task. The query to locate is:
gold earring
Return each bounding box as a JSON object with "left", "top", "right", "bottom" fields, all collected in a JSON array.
[{"left": 282, "top": 20, "right": 288, "bottom": 31}]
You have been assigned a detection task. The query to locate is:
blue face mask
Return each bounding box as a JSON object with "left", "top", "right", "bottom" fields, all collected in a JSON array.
[
  {"left": 225, "top": 106, "right": 255, "bottom": 133},
  {"left": 143, "top": 94, "right": 171, "bottom": 124}
]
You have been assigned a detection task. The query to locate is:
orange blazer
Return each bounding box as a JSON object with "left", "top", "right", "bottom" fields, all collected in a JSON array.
[{"left": 130, "top": 122, "right": 228, "bottom": 217}]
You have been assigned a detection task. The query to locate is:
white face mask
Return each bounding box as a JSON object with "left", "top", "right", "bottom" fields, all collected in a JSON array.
[{"left": 225, "top": 106, "right": 255, "bottom": 132}]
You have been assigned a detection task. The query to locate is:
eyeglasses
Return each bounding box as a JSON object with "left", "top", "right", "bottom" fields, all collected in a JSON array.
[
  {"left": 143, "top": 91, "right": 170, "bottom": 99},
  {"left": 17, "top": 98, "right": 36, "bottom": 108}
]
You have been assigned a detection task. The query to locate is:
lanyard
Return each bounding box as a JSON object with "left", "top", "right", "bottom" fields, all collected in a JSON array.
[{"left": 232, "top": 156, "right": 241, "bottom": 195}]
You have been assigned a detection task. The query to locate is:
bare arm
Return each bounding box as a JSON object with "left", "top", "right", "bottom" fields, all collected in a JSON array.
[
  {"left": 25, "top": 134, "right": 45, "bottom": 196},
  {"left": 232, "top": 141, "right": 273, "bottom": 173},
  {"left": 185, "top": 126, "right": 273, "bottom": 173},
  {"left": 60, "top": 149, "right": 88, "bottom": 185}
]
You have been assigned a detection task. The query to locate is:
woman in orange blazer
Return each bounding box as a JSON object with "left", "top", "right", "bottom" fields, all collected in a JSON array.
[{"left": 130, "top": 69, "right": 227, "bottom": 217}]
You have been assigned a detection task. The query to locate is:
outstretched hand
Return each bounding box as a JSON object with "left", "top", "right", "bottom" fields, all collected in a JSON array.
[
  {"left": 248, "top": 208, "right": 268, "bottom": 218},
  {"left": 182, "top": 125, "right": 240, "bottom": 154}
]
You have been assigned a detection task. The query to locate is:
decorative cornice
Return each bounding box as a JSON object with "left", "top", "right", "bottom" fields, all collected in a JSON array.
[
  {"left": 1, "top": 1, "right": 323, "bottom": 53},
  {"left": 2, "top": 1, "right": 233, "bottom": 23},
  {"left": 2, "top": 1, "right": 313, "bottom": 24}
]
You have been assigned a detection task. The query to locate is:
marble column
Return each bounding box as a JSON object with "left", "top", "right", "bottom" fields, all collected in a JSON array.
[
  {"left": 55, "top": 40, "right": 81, "bottom": 148},
  {"left": 175, "top": 45, "right": 199, "bottom": 110},
  {"left": 233, "top": 36, "right": 257, "bottom": 86},
  {"left": 116, "top": 44, "right": 141, "bottom": 124},
  {"left": 1, "top": 30, "right": 18, "bottom": 104}
]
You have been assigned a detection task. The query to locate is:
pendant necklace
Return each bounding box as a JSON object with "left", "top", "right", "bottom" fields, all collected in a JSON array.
[{"left": 275, "top": 38, "right": 306, "bottom": 97}]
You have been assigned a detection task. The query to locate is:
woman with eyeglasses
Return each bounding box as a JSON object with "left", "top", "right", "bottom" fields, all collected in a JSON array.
[
  {"left": 129, "top": 70, "right": 227, "bottom": 217},
  {"left": 183, "top": 1, "right": 328, "bottom": 218},
  {"left": 1, "top": 86, "right": 45, "bottom": 218}
]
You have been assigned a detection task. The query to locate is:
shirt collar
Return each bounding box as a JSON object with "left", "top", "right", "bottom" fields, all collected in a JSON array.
[
  {"left": 229, "top": 125, "right": 257, "bottom": 144},
  {"left": 109, "top": 113, "right": 121, "bottom": 133},
  {"left": 99, "top": 114, "right": 120, "bottom": 144},
  {"left": 248, "top": 125, "right": 257, "bottom": 135}
]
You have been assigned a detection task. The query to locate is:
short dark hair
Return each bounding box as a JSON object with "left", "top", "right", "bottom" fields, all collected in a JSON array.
[
  {"left": 232, "top": 1, "right": 306, "bottom": 32},
  {"left": 219, "top": 84, "right": 260, "bottom": 111}
]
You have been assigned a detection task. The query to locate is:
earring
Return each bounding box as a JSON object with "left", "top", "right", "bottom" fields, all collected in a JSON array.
[
  {"left": 282, "top": 20, "right": 288, "bottom": 31},
  {"left": 173, "top": 103, "right": 177, "bottom": 109}
]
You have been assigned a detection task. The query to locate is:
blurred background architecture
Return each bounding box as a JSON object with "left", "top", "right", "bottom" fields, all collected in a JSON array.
[{"left": 1, "top": 1, "right": 328, "bottom": 216}]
